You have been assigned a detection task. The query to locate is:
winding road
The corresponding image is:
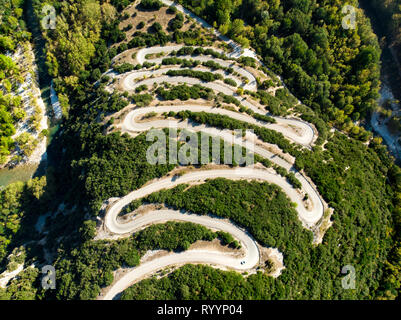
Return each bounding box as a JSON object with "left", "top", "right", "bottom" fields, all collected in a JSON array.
[
  {"left": 101, "top": 58, "right": 325, "bottom": 299},
  {"left": 158, "top": 0, "right": 259, "bottom": 60},
  {"left": 99, "top": 1, "right": 329, "bottom": 300},
  {"left": 133, "top": 45, "right": 257, "bottom": 90},
  {"left": 113, "top": 41, "right": 316, "bottom": 144},
  {"left": 122, "top": 71, "right": 317, "bottom": 148},
  {"left": 102, "top": 205, "right": 260, "bottom": 300}
]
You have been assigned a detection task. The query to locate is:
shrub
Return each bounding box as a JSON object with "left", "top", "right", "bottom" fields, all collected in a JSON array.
[
  {"left": 166, "top": 69, "right": 222, "bottom": 82},
  {"left": 151, "top": 22, "right": 162, "bottom": 32},
  {"left": 156, "top": 84, "right": 213, "bottom": 101},
  {"left": 167, "top": 5, "right": 177, "bottom": 14},
  {"left": 169, "top": 13, "right": 184, "bottom": 31},
  {"left": 114, "top": 63, "right": 136, "bottom": 73},
  {"left": 223, "top": 78, "right": 237, "bottom": 87},
  {"left": 140, "top": 0, "right": 163, "bottom": 10}
]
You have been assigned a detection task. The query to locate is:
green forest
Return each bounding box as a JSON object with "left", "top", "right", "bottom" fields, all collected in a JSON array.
[
  {"left": 0, "top": 0, "right": 401, "bottom": 301},
  {"left": 363, "top": 0, "right": 401, "bottom": 52}
]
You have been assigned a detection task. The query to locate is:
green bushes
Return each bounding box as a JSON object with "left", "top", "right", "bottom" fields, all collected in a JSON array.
[
  {"left": 275, "top": 88, "right": 298, "bottom": 107},
  {"left": 51, "top": 221, "right": 236, "bottom": 299},
  {"left": 130, "top": 93, "right": 153, "bottom": 107},
  {"left": 0, "top": 175, "right": 52, "bottom": 264},
  {"left": 0, "top": 181, "right": 25, "bottom": 261},
  {"left": 0, "top": 267, "right": 39, "bottom": 300},
  {"left": 203, "top": 61, "right": 234, "bottom": 75},
  {"left": 161, "top": 57, "right": 235, "bottom": 76},
  {"left": 151, "top": 22, "right": 162, "bottom": 32},
  {"left": 216, "top": 231, "right": 241, "bottom": 248},
  {"left": 121, "top": 199, "right": 142, "bottom": 215},
  {"left": 175, "top": 46, "right": 195, "bottom": 56},
  {"left": 142, "top": 111, "right": 157, "bottom": 119},
  {"left": 114, "top": 62, "right": 155, "bottom": 73},
  {"left": 255, "top": 91, "right": 290, "bottom": 116},
  {"left": 272, "top": 165, "right": 302, "bottom": 189},
  {"left": 173, "top": 46, "right": 230, "bottom": 61},
  {"left": 167, "top": 5, "right": 177, "bottom": 14},
  {"left": 217, "top": 93, "right": 241, "bottom": 106},
  {"left": 0, "top": 0, "right": 27, "bottom": 159},
  {"left": 172, "top": 29, "right": 213, "bottom": 46},
  {"left": 0, "top": 106, "right": 16, "bottom": 163},
  {"left": 79, "top": 220, "right": 96, "bottom": 242},
  {"left": 238, "top": 56, "right": 257, "bottom": 68},
  {"left": 162, "top": 57, "right": 200, "bottom": 68},
  {"left": 251, "top": 112, "right": 276, "bottom": 124},
  {"left": 294, "top": 104, "right": 329, "bottom": 146},
  {"left": 127, "top": 31, "right": 171, "bottom": 48},
  {"left": 133, "top": 221, "right": 217, "bottom": 252},
  {"left": 121, "top": 264, "right": 252, "bottom": 299},
  {"left": 135, "top": 84, "right": 148, "bottom": 93},
  {"left": 161, "top": 57, "right": 182, "bottom": 65},
  {"left": 113, "top": 63, "right": 136, "bottom": 73}
]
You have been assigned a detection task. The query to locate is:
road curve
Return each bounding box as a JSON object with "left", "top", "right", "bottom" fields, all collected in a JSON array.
[
  {"left": 103, "top": 247, "right": 255, "bottom": 300},
  {"left": 133, "top": 45, "right": 257, "bottom": 91},
  {"left": 106, "top": 168, "right": 323, "bottom": 231},
  {"left": 122, "top": 65, "right": 246, "bottom": 90},
  {"left": 102, "top": 208, "right": 260, "bottom": 300},
  {"left": 120, "top": 105, "right": 325, "bottom": 223},
  {"left": 120, "top": 74, "right": 316, "bottom": 146},
  {"left": 101, "top": 167, "right": 321, "bottom": 300},
  {"left": 159, "top": 0, "right": 259, "bottom": 60},
  {"left": 123, "top": 105, "right": 313, "bottom": 146},
  {"left": 115, "top": 43, "right": 316, "bottom": 145}
]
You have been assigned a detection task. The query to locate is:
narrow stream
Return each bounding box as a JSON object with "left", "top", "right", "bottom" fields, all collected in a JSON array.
[{"left": 0, "top": 164, "right": 40, "bottom": 188}]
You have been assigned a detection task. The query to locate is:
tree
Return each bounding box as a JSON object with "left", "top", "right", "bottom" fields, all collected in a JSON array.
[
  {"left": 79, "top": 220, "right": 97, "bottom": 242},
  {"left": 230, "top": 19, "right": 245, "bottom": 37},
  {"left": 0, "top": 36, "right": 15, "bottom": 52}
]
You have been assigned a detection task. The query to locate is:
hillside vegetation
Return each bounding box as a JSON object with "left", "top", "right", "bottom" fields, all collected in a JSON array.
[{"left": 0, "top": 0, "right": 32, "bottom": 164}]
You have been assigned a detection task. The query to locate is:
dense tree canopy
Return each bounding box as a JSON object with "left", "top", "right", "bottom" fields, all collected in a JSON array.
[
  {"left": 176, "top": 0, "right": 381, "bottom": 129},
  {"left": 0, "top": 0, "right": 31, "bottom": 163},
  {"left": 1, "top": 0, "right": 401, "bottom": 301}
]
